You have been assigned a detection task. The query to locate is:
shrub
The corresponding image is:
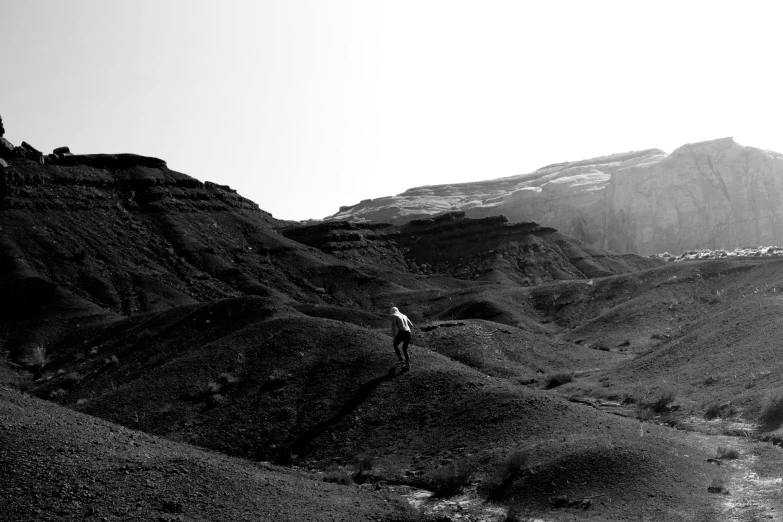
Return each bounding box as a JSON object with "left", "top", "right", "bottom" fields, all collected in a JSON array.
[
  {"left": 103, "top": 355, "right": 119, "bottom": 365},
  {"left": 759, "top": 389, "right": 783, "bottom": 429},
  {"left": 22, "top": 345, "right": 49, "bottom": 369},
  {"left": 485, "top": 452, "right": 530, "bottom": 500},
  {"left": 49, "top": 388, "right": 66, "bottom": 399},
  {"left": 501, "top": 452, "right": 529, "bottom": 478},
  {"left": 356, "top": 453, "right": 375, "bottom": 473},
  {"left": 504, "top": 505, "right": 522, "bottom": 522},
  {"left": 717, "top": 446, "right": 740, "bottom": 460},
  {"left": 323, "top": 465, "right": 354, "bottom": 486},
  {"left": 649, "top": 390, "right": 675, "bottom": 414},
  {"left": 430, "top": 459, "right": 476, "bottom": 497},
  {"left": 208, "top": 393, "right": 225, "bottom": 406},
  {"left": 218, "top": 373, "right": 238, "bottom": 385},
  {"left": 704, "top": 402, "right": 736, "bottom": 420},
  {"left": 708, "top": 478, "right": 728, "bottom": 494},
  {"left": 207, "top": 373, "right": 239, "bottom": 395},
  {"left": 545, "top": 372, "right": 573, "bottom": 389}
]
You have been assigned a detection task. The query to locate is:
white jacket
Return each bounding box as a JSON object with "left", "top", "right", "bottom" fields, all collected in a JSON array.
[{"left": 390, "top": 307, "right": 413, "bottom": 336}]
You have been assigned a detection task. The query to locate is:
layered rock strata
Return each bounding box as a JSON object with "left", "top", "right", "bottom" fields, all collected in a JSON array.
[{"left": 284, "top": 212, "right": 661, "bottom": 284}]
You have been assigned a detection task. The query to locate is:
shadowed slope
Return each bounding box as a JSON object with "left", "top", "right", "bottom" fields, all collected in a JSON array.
[
  {"left": 0, "top": 386, "right": 419, "bottom": 522},
  {"left": 26, "top": 300, "right": 724, "bottom": 519}
]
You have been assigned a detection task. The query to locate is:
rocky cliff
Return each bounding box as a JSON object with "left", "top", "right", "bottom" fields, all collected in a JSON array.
[
  {"left": 605, "top": 138, "right": 783, "bottom": 255},
  {"left": 328, "top": 138, "right": 783, "bottom": 255}
]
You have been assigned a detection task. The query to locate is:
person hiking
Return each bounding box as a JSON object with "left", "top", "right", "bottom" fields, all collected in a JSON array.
[{"left": 390, "top": 306, "right": 413, "bottom": 367}]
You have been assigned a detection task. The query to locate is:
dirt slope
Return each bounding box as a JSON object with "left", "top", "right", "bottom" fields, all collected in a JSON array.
[
  {"left": 21, "top": 297, "right": 729, "bottom": 520},
  {"left": 0, "top": 385, "right": 419, "bottom": 522}
]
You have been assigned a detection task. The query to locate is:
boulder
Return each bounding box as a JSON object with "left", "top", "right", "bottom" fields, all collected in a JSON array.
[
  {"left": 20, "top": 142, "right": 44, "bottom": 163},
  {"left": 53, "top": 146, "right": 70, "bottom": 155},
  {"left": 0, "top": 158, "right": 8, "bottom": 168},
  {"left": 21, "top": 141, "right": 41, "bottom": 155},
  {"left": 0, "top": 138, "right": 14, "bottom": 160}
]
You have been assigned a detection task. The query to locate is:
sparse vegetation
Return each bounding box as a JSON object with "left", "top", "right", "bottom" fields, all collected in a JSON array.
[
  {"left": 704, "top": 401, "right": 736, "bottom": 420},
  {"left": 716, "top": 446, "right": 740, "bottom": 460},
  {"left": 323, "top": 465, "right": 354, "bottom": 486},
  {"left": 22, "top": 345, "right": 49, "bottom": 370},
  {"left": 484, "top": 451, "right": 530, "bottom": 500},
  {"left": 759, "top": 389, "right": 783, "bottom": 430},
  {"left": 430, "top": 459, "right": 476, "bottom": 497},
  {"left": 708, "top": 478, "right": 728, "bottom": 494},
  {"left": 649, "top": 390, "right": 675, "bottom": 414},
  {"left": 504, "top": 505, "right": 522, "bottom": 522},
  {"left": 207, "top": 373, "right": 239, "bottom": 396},
  {"left": 545, "top": 372, "right": 573, "bottom": 389}
]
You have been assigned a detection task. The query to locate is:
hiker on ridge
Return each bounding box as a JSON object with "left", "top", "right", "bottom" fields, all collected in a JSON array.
[{"left": 390, "top": 306, "right": 413, "bottom": 367}]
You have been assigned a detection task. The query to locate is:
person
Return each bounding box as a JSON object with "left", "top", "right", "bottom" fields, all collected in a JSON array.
[{"left": 390, "top": 306, "right": 413, "bottom": 367}]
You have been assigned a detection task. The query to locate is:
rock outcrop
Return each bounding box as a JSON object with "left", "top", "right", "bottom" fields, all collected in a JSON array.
[{"left": 328, "top": 139, "right": 783, "bottom": 256}]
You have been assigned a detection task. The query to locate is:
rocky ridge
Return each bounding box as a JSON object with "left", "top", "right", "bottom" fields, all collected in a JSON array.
[
  {"left": 284, "top": 211, "right": 661, "bottom": 285},
  {"left": 329, "top": 138, "right": 783, "bottom": 256}
]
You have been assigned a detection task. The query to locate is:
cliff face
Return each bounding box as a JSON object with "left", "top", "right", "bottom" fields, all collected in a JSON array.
[
  {"left": 327, "top": 149, "right": 667, "bottom": 247},
  {"left": 328, "top": 139, "right": 783, "bottom": 255},
  {"left": 605, "top": 138, "right": 783, "bottom": 255}
]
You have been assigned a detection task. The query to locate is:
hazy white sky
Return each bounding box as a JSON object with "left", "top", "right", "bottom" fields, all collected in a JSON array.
[{"left": 3, "top": 1, "right": 783, "bottom": 221}]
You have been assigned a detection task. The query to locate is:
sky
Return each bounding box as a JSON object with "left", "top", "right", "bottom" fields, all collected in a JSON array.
[{"left": 3, "top": 1, "right": 783, "bottom": 221}]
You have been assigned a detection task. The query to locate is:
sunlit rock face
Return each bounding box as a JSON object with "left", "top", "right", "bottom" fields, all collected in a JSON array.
[
  {"left": 327, "top": 149, "right": 666, "bottom": 248},
  {"left": 329, "top": 138, "right": 783, "bottom": 255},
  {"left": 606, "top": 138, "right": 783, "bottom": 255}
]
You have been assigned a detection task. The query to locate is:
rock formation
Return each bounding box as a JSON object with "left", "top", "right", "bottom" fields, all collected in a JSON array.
[
  {"left": 328, "top": 138, "right": 783, "bottom": 256},
  {"left": 605, "top": 138, "right": 783, "bottom": 255},
  {"left": 284, "top": 211, "right": 661, "bottom": 284}
]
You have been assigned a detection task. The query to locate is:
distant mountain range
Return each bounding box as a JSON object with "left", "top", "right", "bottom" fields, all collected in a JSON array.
[{"left": 328, "top": 138, "right": 783, "bottom": 256}]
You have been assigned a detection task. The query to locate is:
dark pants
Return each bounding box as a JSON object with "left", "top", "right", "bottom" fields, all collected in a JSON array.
[{"left": 393, "top": 330, "right": 411, "bottom": 363}]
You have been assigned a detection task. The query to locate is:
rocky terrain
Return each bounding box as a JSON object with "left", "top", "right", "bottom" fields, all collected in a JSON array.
[
  {"left": 329, "top": 138, "right": 783, "bottom": 257},
  {"left": 7, "top": 122, "right": 783, "bottom": 521}
]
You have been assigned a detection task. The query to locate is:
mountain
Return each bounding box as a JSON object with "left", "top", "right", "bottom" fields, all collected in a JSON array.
[{"left": 328, "top": 138, "right": 783, "bottom": 256}]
